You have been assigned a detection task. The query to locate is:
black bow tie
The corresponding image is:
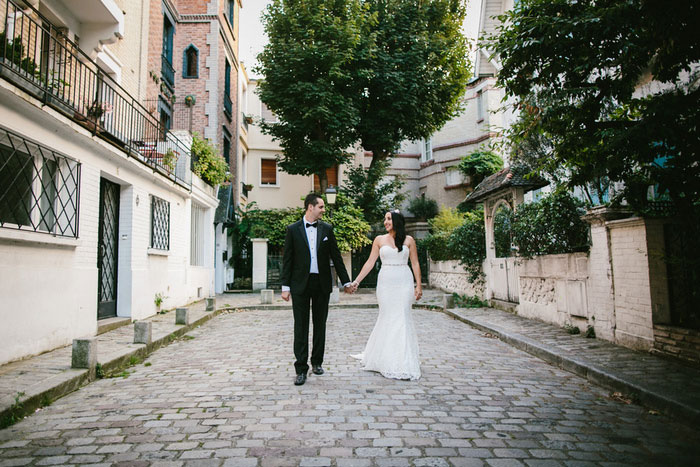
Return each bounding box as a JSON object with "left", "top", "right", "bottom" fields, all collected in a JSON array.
[{"left": 305, "top": 222, "right": 318, "bottom": 228}]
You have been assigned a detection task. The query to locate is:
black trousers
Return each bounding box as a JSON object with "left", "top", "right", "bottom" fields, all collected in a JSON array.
[{"left": 292, "top": 273, "right": 330, "bottom": 375}]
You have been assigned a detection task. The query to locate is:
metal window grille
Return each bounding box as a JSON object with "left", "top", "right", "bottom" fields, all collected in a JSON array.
[
  {"left": 190, "top": 203, "right": 206, "bottom": 266},
  {"left": 0, "top": 126, "right": 80, "bottom": 237},
  {"left": 150, "top": 195, "right": 170, "bottom": 250}
]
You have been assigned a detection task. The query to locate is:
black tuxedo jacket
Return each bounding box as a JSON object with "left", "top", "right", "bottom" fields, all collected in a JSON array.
[{"left": 281, "top": 219, "right": 351, "bottom": 295}]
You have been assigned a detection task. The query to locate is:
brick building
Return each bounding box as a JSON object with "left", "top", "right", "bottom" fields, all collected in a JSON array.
[{"left": 0, "top": 0, "right": 229, "bottom": 365}]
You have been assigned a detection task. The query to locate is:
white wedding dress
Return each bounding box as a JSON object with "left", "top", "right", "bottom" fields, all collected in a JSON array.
[{"left": 352, "top": 245, "right": 421, "bottom": 380}]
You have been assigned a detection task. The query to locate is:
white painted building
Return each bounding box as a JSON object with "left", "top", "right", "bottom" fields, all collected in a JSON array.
[{"left": 0, "top": 0, "right": 218, "bottom": 365}]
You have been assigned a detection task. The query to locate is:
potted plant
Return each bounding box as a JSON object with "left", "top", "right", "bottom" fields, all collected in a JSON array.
[
  {"left": 85, "top": 100, "right": 113, "bottom": 121},
  {"left": 162, "top": 149, "right": 177, "bottom": 173},
  {"left": 154, "top": 292, "right": 167, "bottom": 313}
]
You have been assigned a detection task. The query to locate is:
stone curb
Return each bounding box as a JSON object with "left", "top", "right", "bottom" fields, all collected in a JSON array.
[
  {"left": 0, "top": 307, "right": 226, "bottom": 429},
  {"left": 438, "top": 308, "right": 700, "bottom": 426}
]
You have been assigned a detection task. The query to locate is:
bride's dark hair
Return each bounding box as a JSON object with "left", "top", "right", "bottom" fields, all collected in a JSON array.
[{"left": 389, "top": 210, "right": 406, "bottom": 252}]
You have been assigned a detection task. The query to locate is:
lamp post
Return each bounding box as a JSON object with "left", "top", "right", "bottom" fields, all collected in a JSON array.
[
  {"left": 325, "top": 185, "right": 337, "bottom": 205},
  {"left": 326, "top": 185, "right": 340, "bottom": 303}
]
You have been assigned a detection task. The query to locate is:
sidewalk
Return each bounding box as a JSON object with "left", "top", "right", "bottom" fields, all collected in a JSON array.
[{"left": 2, "top": 288, "right": 699, "bottom": 430}]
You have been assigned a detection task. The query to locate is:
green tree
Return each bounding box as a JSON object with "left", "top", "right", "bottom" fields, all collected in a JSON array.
[
  {"left": 256, "top": 0, "right": 471, "bottom": 217},
  {"left": 255, "top": 0, "right": 365, "bottom": 194},
  {"left": 343, "top": 158, "right": 406, "bottom": 224},
  {"left": 484, "top": 0, "right": 700, "bottom": 213},
  {"left": 354, "top": 0, "right": 472, "bottom": 214}
]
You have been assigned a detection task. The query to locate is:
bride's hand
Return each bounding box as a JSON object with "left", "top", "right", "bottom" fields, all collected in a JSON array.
[{"left": 414, "top": 286, "right": 422, "bottom": 301}]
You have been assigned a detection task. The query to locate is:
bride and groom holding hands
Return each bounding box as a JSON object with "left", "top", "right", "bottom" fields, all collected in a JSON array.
[{"left": 281, "top": 193, "right": 422, "bottom": 386}]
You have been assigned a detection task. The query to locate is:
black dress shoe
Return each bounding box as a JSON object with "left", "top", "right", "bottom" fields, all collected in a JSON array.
[
  {"left": 294, "top": 373, "right": 307, "bottom": 386},
  {"left": 312, "top": 365, "right": 324, "bottom": 375}
]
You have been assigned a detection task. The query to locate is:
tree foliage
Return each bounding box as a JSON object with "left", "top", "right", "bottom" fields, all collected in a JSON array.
[
  {"left": 407, "top": 195, "right": 439, "bottom": 221},
  {"left": 255, "top": 0, "right": 365, "bottom": 193},
  {"left": 257, "top": 0, "right": 472, "bottom": 215},
  {"left": 510, "top": 191, "right": 590, "bottom": 258},
  {"left": 343, "top": 158, "right": 406, "bottom": 224},
  {"left": 484, "top": 0, "right": 700, "bottom": 213},
  {"left": 458, "top": 149, "right": 504, "bottom": 188}
]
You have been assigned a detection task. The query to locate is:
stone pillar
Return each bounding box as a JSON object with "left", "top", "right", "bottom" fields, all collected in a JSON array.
[
  {"left": 442, "top": 294, "right": 455, "bottom": 310},
  {"left": 251, "top": 238, "right": 269, "bottom": 290},
  {"left": 261, "top": 289, "right": 273, "bottom": 304},
  {"left": 176, "top": 307, "right": 190, "bottom": 325},
  {"left": 71, "top": 338, "right": 97, "bottom": 378},
  {"left": 133, "top": 321, "right": 152, "bottom": 344}
]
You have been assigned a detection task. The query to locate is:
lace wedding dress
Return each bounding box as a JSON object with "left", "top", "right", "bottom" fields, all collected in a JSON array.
[{"left": 352, "top": 245, "right": 421, "bottom": 380}]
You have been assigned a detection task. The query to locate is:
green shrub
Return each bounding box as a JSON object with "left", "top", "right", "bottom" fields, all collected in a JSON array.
[
  {"left": 511, "top": 191, "right": 589, "bottom": 257},
  {"left": 408, "top": 195, "right": 439, "bottom": 220},
  {"left": 191, "top": 133, "right": 229, "bottom": 186},
  {"left": 419, "top": 232, "right": 456, "bottom": 262},
  {"left": 453, "top": 293, "right": 489, "bottom": 308},
  {"left": 430, "top": 207, "right": 466, "bottom": 234},
  {"left": 458, "top": 149, "right": 504, "bottom": 187},
  {"left": 448, "top": 208, "right": 486, "bottom": 283}
]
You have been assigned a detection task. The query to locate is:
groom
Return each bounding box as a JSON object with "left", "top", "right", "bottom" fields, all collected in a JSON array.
[{"left": 281, "top": 193, "right": 353, "bottom": 385}]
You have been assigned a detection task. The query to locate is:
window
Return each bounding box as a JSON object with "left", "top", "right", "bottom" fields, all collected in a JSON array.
[
  {"left": 158, "top": 97, "right": 172, "bottom": 140},
  {"left": 261, "top": 102, "right": 277, "bottom": 122},
  {"left": 183, "top": 45, "right": 198, "bottom": 78},
  {"left": 226, "top": 0, "right": 235, "bottom": 28},
  {"left": 222, "top": 128, "right": 231, "bottom": 165},
  {"left": 421, "top": 137, "right": 433, "bottom": 162},
  {"left": 260, "top": 159, "right": 277, "bottom": 185},
  {"left": 190, "top": 203, "right": 206, "bottom": 266},
  {"left": 224, "top": 59, "right": 232, "bottom": 116},
  {"left": 476, "top": 90, "right": 485, "bottom": 122},
  {"left": 161, "top": 16, "right": 175, "bottom": 88},
  {"left": 0, "top": 127, "right": 80, "bottom": 238},
  {"left": 150, "top": 195, "right": 170, "bottom": 250},
  {"left": 313, "top": 166, "right": 338, "bottom": 192}
]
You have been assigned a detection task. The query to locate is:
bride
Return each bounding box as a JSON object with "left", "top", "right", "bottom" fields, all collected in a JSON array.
[{"left": 350, "top": 209, "right": 422, "bottom": 380}]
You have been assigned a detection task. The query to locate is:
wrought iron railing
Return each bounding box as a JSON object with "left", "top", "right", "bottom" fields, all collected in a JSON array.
[
  {"left": 0, "top": 0, "right": 191, "bottom": 188},
  {"left": 161, "top": 53, "right": 174, "bottom": 89},
  {"left": 0, "top": 125, "right": 81, "bottom": 238},
  {"left": 241, "top": 112, "right": 249, "bottom": 131}
]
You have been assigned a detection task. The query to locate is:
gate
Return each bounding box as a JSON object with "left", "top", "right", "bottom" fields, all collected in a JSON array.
[
  {"left": 490, "top": 257, "right": 519, "bottom": 303},
  {"left": 97, "top": 178, "right": 120, "bottom": 319},
  {"left": 665, "top": 223, "right": 700, "bottom": 329},
  {"left": 267, "top": 246, "right": 283, "bottom": 289}
]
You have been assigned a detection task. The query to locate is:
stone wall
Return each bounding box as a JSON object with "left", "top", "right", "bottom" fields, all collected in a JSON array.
[
  {"left": 517, "top": 253, "right": 589, "bottom": 329},
  {"left": 429, "top": 260, "right": 486, "bottom": 298}
]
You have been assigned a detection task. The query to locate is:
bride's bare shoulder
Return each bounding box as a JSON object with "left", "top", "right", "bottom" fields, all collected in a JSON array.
[
  {"left": 405, "top": 235, "right": 416, "bottom": 245},
  {"left": 373, "top": 235, "right": 388, "bottom": 246}
]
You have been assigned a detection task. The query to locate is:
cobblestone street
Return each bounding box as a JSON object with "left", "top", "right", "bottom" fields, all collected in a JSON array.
[{"left": 1, "top": 307, "right": 699, "bottom": 466}]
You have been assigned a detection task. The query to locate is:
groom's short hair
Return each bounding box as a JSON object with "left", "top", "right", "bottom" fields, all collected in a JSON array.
[{"left": 304, "top": 193, "right": 322, "bottom": 211}]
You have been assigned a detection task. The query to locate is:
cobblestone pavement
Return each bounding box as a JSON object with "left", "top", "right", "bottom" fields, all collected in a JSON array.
[{"left": 2, "top": 307, "right": 700, "bottom": 466}]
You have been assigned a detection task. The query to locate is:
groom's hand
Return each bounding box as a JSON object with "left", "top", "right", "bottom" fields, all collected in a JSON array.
[
  {"left": 281, "top": 291, "right": 290, "bottom": 301},
  {"left": 343, "top": 285, "right": 354, "bottom": 294}
]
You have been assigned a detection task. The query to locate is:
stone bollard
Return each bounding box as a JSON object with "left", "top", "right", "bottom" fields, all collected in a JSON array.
[
  {"left": 206, "top": 297, "right": 215, "bottom": 311},
  {"left": 176, "top": 307, "right": 190, "bottom": 325},
  {"left": 442, "top": 294, "right": 455, "bottom": 310},
  {"left": 133, "top": 321, "right": 152, "bottom": 344},
  {"left": 72, "top": 338, "right": 97, "bottom": 379},
  {"left": 329, "top": 286, "right": 340, "bottom": 304},
  {"left": 261, "top": 289, "right": 273, "bottom": 304}
]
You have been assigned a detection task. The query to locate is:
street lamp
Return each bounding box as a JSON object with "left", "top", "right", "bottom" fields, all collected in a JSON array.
[
  {"left": 325, "top": 185, "right": 340, "bottom": 302},
  {"left": 325, "top": 185, "right": 337, "bottom": 205}
]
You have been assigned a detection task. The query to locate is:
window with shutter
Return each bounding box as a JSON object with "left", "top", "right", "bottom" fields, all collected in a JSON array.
[
  {"left": 261, "top": 159, "right": 277, "bottom": 185},
  {"left": 313, "top": 166, "right": 338, "bottom": 192}
]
